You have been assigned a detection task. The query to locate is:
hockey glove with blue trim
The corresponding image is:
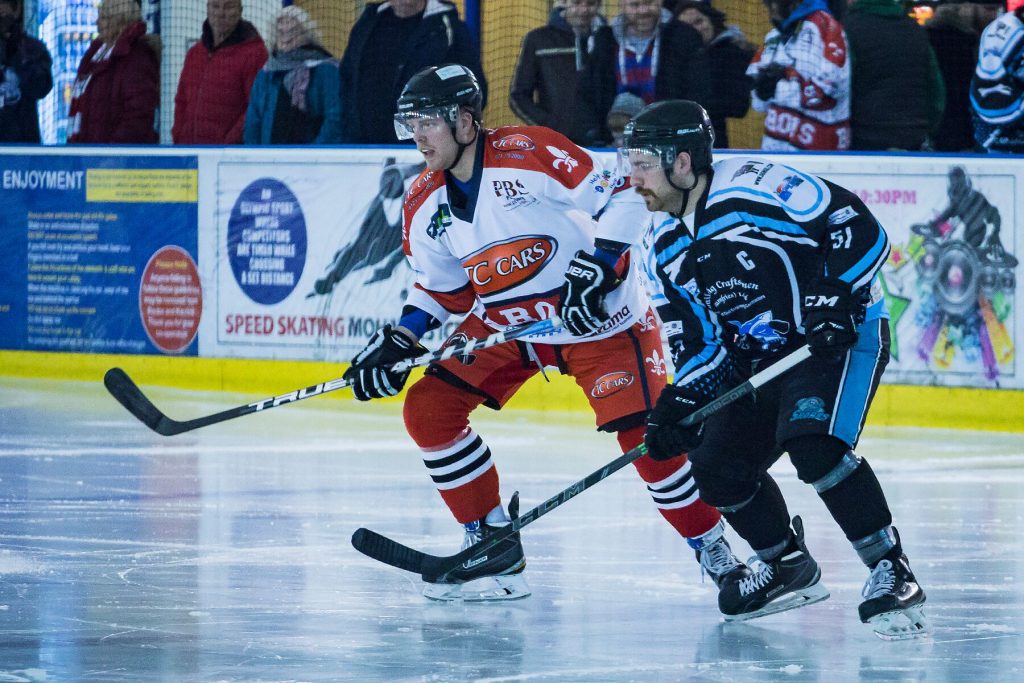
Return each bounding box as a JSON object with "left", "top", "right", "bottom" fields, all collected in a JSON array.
[
  {"left": 645, "top": 384, "right": 708, "bottom": 461},
  {"left": 343, "top": 325, "right": 426, "bottom": 401},
  {"left": 802, "top": 277, "right": 859, "bottom": 360},
  {"left": 558, "top": 250, "right": 621, "bottom": 337}
]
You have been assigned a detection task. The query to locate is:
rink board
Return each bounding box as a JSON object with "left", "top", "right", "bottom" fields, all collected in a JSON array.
[
  {"left": 1, "top": 145, "right": 1022, "bottom": 429},
  {"left": 2, "top": 349, "right": 1021, "bottom": 432}
]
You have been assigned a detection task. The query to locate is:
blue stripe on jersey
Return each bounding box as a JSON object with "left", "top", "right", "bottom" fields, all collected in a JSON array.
[
  {"left": 706, "top": 168, "right": 824, "bottom": 217},
  {"left": 970, "top": 90, "right": 1024, "bottom": 121},
  {"left": 697, "top": 211, "right": 808, "bottom": 240},
  {"left": 831, "top": 320, "right": 884, "bottom": 446},
  {"left": 656, "top": 234, "right": 692, "bottom": 265},
  {"left": 836, "top": 224, "right": 888, "bottom": 286},
  {"left": 866, "top": 296, "right": 888, "bottom": 321},
  {"left": 666, "top": 279, "right": 724, "bottom": 382}
]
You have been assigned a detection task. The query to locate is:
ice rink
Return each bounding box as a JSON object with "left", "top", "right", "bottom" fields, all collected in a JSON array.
[{"left": 1, "top": 376, "right": 1023, "bottom": 682}]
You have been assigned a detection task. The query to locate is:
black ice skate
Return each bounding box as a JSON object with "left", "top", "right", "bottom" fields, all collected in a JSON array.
[
  {"left": 422, "top": 492, "right": 530, "bottom": 602},
  {"left": 688, "top": 520, "right": 750, "bottom": 588},
  {"left": 718, "top": 516, "right": 830, "bottom": 621},
  {"left": 859, "top": 552, "right": 928, "bottom": 640}
]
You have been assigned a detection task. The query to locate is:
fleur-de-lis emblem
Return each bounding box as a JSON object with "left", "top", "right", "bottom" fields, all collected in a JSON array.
[
  {"left": 639, "top": 313, "right": 657, "bottom": 333},
  {"left": 546, "top": 145, "right": 578, "bottom": 172},
  {"left": 646, "top": 349, "right": 667, "bottom": 376}
]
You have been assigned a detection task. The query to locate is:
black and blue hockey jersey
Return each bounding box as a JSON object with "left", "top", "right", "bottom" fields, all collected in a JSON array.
[{"left": 648, "top": 156, "right": 889, "bottom": 395}]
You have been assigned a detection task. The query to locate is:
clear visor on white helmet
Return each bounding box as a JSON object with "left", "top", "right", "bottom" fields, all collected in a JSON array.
[
  {"left": 616, "top": 144, "right": 677, "bottom": 179},
  {"left": 393, "top": 104, "right": 459, "bottom": 140}
]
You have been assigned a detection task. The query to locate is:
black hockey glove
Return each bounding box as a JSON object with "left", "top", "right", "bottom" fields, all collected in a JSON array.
[
  {"left": 753, "top": 63, "right": 788, "bottom": 101},
  {"left": 801, "top": 277, "right": 860, "bottom": 360},
  {"left": 558, "top": 250, "right": 621, "bottom": 337},
  {"left": 644, "top": 384, "right": 708, "bottom": 461},
  {"left": 343, "top": 325, "right": 426, "bottom": 401}
]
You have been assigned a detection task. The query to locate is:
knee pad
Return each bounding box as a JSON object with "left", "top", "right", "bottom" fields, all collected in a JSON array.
[
  {"left": 785, "top": 435, "right": 858, "bottom": 490},
  {"left": 689, "top": 460, "right": 759, "bottom": 511},
  {"left": 403, "top": 375, "right": 481, "bottom": 447}
]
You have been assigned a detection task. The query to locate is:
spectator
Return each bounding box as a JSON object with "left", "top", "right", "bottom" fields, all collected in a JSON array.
[
  {"left": 674, "top": 0, "right": 754, "bottom": 148},
  {"left": 926, "top": 2, "right": 1000, "bottom": 152},
  {"left": 578, "top": 0, "right": 710, "bottom": 146},
  {"left": 243, "top": 6, "right": 341, "bottom": 145},
  {"left": 172, "top": 0, "right": 267, "bottom": 144},
  {"left": 67, "top": 0, "right": 159, "bottom": 144},
  {"left": 339, "top": 0, "right": 487, "bottom": 144},
  {"left": 606, "top": 91, "right": 645, "bottom": 146},
  {"left": 509, "top": 0, "right": 605, "bottom": 143},
  {"left": 970, "top": 4, "right": 1024, "bottom": 153},
  {"left": 0, "top": 0, "right": 52, "bottom": 143},
  {"left": 747, "top": 0, "right": 851, "bottom": 151},
  {"left": 844, "top": 0, "right": 944, "bottom": 151}
]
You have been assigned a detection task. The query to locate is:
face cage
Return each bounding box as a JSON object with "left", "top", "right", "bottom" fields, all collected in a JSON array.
[
  {"left": 616, "top": 144, "right": 679, "bottom": 178},
  {"left": 393, "top": 104, "right": 460, "bottom": 140}
]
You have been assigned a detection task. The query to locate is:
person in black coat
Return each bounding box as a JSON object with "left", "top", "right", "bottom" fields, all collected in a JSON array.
[
  {"left": 673, "top": 1, "right": 754, "bottom": 148},
  {"left": 509, "top": 0, "right": 605, "bottom": 143},
  {"left": 339, "top": 0, "right": 487, "bottom": 144},
  {"left": 0, "top": 0, "right": 53, "bottom": 143},
  {"left": 577, "top": 0, "right": 710, "bottom": 146}
]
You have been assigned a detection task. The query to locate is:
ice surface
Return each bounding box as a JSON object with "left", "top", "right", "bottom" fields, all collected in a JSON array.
[{"left": 1, "top": 376, "right": 1024, "bottom": 681}]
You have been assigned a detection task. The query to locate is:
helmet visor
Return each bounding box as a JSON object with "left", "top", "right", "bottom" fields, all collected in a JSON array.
[
  {"left": 616, "top": 144, "right": 676, "bottom": 179},
  {"left": 393, "top": 104, "right": 459, "bottom": 140}
]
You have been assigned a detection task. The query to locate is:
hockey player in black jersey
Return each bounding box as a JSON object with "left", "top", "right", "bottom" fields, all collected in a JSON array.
[{"left": 624, "top": 99, "right": 928, "bottom": 640}]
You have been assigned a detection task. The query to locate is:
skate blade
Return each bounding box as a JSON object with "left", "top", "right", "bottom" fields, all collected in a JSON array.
[
  {"left": 868, "top": 606, "right": 929, "bottom": 641},
  {"left": 723, "top": 582, "right": 831, "bottom": 622},
  {"left": 422, "top": 573, "right": 531, "bottom": 603}
]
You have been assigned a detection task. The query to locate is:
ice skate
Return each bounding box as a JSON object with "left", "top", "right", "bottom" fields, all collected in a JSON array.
[
  {"left": 718, "top": 516, "right": 830, "bottom": 621},
  {"left": 688, "top": 519, "right": 750, "bottom": 588},
  {"left": 422, "top": 493, "right": 530, "bottom": 602},
  {"left": 859, "top": 553, "right": 928, "bottom": 640}
]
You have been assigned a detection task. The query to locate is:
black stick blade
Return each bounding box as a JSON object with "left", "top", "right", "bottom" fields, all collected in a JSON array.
[
  {"left": 351, "top": 528, "right": 430, "bottom": 574},
  {"left": 103, "top": 368, "right": 183, "bottom": 436}
]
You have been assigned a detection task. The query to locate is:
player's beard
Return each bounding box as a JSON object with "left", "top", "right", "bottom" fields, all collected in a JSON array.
[{"left": 636, "top": 188, "right": 666, "bottom": 212}]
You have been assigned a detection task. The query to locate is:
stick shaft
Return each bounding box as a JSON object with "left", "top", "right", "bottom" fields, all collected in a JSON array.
[{"left": 106, "top": 317, "right": 561, "bottom": 436}]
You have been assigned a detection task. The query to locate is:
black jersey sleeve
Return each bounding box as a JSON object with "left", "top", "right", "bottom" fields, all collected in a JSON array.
[
  {"left": 653, "top": 241, "right": 733, "bottom": 398},
  {"left": 811, "top": 181, "right": 891, "bottom": 292}
]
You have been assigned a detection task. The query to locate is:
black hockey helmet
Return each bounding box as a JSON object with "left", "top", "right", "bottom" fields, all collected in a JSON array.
[
  {"left": 394, "top": 64, "right": 483, "bottom": 140},
  {"left": 620, "top": 99, "right": 715, "bottom": 176}
]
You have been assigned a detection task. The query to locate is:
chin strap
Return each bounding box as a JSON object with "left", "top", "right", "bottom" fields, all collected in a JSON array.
[
  {"left": 446, "top": 123, "right": 480, "bottom": 171},
  {"left": 667, "top": 168, "right": 700, "bottom": 218}
]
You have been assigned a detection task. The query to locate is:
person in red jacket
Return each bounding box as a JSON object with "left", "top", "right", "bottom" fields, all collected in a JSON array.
[
  {"left": 67, "top": 0, "right": 159, "bottom": 144},
  {"left": 172, "top": 0, "right": 267, "bottom": 144}
]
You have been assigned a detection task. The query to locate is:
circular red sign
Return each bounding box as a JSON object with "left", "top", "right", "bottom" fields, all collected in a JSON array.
[{"left": 139, "top": 245, "right": 202, "bottom": 354}]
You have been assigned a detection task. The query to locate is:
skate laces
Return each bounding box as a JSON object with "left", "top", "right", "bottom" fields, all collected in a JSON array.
[
  {"left": 700, "top": 538, "right": 742, "bottom": 579},
  {"left": 739, "top": 558, "right": 775, "bottom": 597},
  {"left": 862, "top": 559, "right": 896, "bottom": 600}
]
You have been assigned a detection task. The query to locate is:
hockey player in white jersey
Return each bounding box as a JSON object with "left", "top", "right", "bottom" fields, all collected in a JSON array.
[
  {"left": 343, "top": 65, "right": 745, "bottom": 601},
  {"left": 623, "top": 99, "right": 927, "bottom": 639}
]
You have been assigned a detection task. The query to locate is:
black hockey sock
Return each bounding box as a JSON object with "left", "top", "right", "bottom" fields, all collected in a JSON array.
[
  {"left": 720, "top": 474, "right": 792, "bottom": 554},
  {"left": 817, "top": 459, "right": 893, "bottom": 543}
]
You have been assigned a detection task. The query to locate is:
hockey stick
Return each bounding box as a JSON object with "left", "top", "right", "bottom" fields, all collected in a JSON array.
[
  {"left": 104, "top": 317, "right": 562, "bottom": 437},
  {"left": 351, "top": 344, "right": 813, "bottom": 583}
]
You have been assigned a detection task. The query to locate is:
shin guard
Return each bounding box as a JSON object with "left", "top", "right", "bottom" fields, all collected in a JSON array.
[{"left": 405, "top": 376, "right": 499, "bottom": 524}]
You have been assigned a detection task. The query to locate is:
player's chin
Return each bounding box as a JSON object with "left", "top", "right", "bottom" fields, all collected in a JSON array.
[
  {"left": 640, "top": 194, "right": 660, "bottom": 211},
  {"left": 421, "top": 152, "right": 447, "bottom": 171}
]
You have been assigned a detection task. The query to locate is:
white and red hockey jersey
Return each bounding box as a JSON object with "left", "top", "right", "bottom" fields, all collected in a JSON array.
[
  {"left": 402, "top": 125, "right": 650, "bottom": 346},
  {"left": 747, "top": 9, "right": 851, "bottom": 151}
]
